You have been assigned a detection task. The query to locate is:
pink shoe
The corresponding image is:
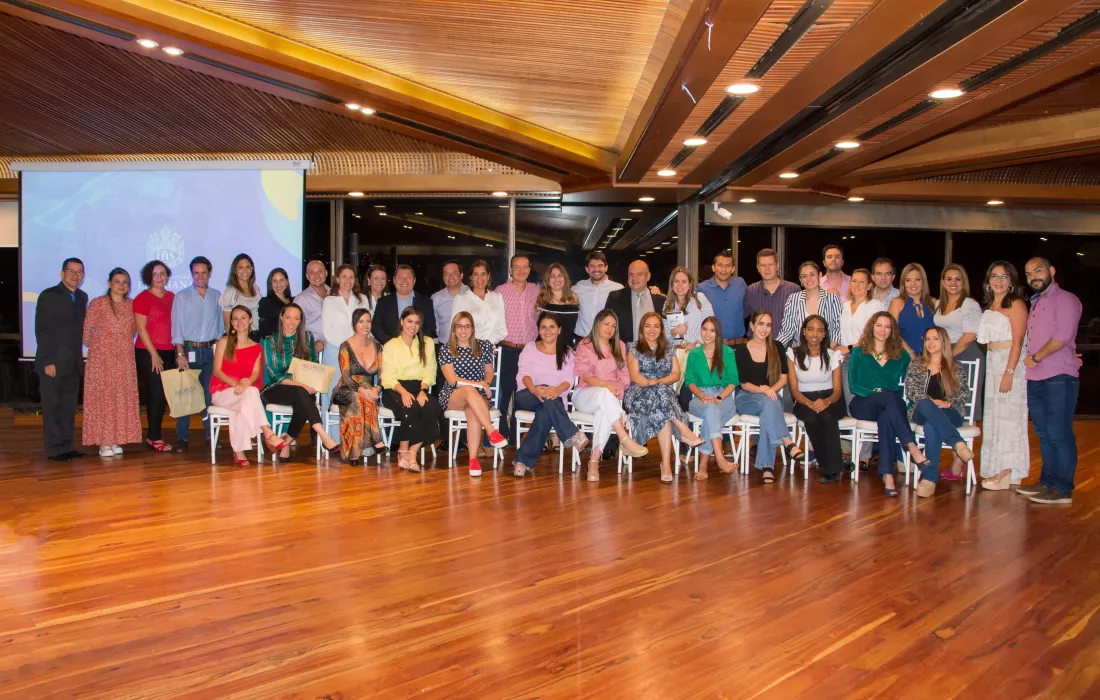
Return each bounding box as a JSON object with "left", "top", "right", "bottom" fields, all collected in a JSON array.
[{"left": 940, "top": 469, "right": 962, "bottom": 482}]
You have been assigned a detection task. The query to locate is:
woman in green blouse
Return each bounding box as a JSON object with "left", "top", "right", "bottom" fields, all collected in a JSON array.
[
  {"left": 260, "top": 303, "right": 340, "bottom": 460},
  {"left": 847, "top": 311, "right": 930, "bottom": 497},
  {"left": 684, "top": 316, "right": 739, "bottom": 479}
]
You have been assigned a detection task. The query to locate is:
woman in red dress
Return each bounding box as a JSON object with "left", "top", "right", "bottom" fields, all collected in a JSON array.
[{"left": 82, "top": 268, "right": 142, "bottom": 455}]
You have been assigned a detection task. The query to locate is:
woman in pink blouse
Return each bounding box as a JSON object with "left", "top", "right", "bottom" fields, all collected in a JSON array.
[
  {"left": 511, "top": 312, "right": 588, "bottom": 476},
  {"left": 573, "top": 309, "right": 649, "bottom": 481}
]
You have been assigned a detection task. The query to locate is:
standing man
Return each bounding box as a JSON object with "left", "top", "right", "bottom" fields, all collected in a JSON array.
[
  {"left": 294, "top": 259, "right": 329, "bottom": 356},
  {"left": 871, "top": 257, "right": 900, "bottom": 305},
  {"left": 697, "top": 249, "right": 748, "bottom": 344},
  {"left": 495, "top": 255, "right": 540, "bottom": 438},
  {"left": 432, "top": 259, "right": 468, "bottom": 341},
  {"left": 1018, "top": 257, "right": 1082, "bottom": 505},
  {"left": 743, "top": 248, "right": 801, "bottom": 340},
  {"left": 819, "top": 244, "right": 851, "bottom": 299},
  {"left": 35, "top": 257, "right": 88, "bottom": 461},
  {"left": 604, "top": 260, "right": 666, "bottom": 344},
  {"left": 171, "top": 255, "right": 223, "bottom": 452},
  {"left": 572, "top": 251, "right": 623, "bottom": 344},
  {"left": 372, "top": 264, "right": 437, "bottom": 345}
]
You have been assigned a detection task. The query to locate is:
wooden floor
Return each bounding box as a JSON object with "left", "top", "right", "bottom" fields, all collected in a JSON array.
[{"left": 1, "top": 417, "right": 1098, "bottom": 699}]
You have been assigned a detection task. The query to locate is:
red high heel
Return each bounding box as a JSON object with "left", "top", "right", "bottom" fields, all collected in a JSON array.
[
  {"left": 235, "top": 458, "right": 250, "bottom": 467},
  {"left": 265, "top": 434, "right": 289, "bottom": 452}
]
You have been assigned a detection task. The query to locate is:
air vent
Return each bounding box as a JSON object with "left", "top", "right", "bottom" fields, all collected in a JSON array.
[
  {"left": 697, "top": 96, "right": 747, "bottom": 137},
  {"left": 593, "top": 217, "right": 637, "bottom": 251},
  {"left": 184, "top": 54, "right": 343, "bottom": 104},
  {"left": 2, "top": 0, "right": 136, "bottom": 40},
  {"left": 745, "top": 0, "right": 835, "bottom": 79},
  {"left": 856, "top": 99, "right": 939, "bottom": 141}
]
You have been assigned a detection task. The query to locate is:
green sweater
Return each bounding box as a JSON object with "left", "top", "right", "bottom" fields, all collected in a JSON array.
[
  {"left": 683, "top": 345, "right": 739, "bottom": 388},
  {"left": 848, "top": 346, "right": 909, "bottom": 397}
]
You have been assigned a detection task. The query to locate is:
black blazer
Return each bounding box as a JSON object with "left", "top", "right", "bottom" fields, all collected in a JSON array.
[
  {"left": 371, "top": 292, "right": 437, "bottom": 345},
  {"left": 34, "top": 282, "right": 88, "bottom": 373},
  {"left": 603, "top": 288, "right": 667, "bottom": 344},
  {"left": 257, "top": 295, "right": 290, "bottom": 339}
]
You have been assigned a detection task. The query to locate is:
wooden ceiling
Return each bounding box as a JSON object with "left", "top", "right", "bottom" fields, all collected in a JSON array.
[{"left": 3, "top": 0, "right": 1100, "bottom": 209}]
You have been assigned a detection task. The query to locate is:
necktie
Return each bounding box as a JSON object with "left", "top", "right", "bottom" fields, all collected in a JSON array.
[{"left": 634, "top": 293, "right": 644, "bottom": 333}]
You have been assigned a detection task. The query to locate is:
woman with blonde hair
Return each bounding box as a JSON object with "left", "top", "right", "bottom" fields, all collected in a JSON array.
[
  {"left": 662, "top": 266, "right": 713, "bottom": 349},
  {"left": 904, "top": 326, "right": 974, "bottom": 496},
  {"left": 888, "top": 262, "right": 935, "bottom": 356},
  {"left": 451, "top": 259, "right": 508, "bottom": 345},
  {"left": 535, "top": 263, "right": 580, "bottom": 343},
  {"left": 934, "top": 263, "right": 984, "bottom": 415}
]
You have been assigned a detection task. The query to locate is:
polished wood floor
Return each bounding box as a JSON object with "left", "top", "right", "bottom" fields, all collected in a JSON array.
[{"left": 1, "top": 414, "right": 1098, "bottom": 699}]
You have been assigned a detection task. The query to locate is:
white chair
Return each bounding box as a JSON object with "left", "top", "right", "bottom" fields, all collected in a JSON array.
[
  {"left": 514, "top": 377, "right": 578, "bottom": 474},
  {"left": 792, "top": 416, "right": 857, "bottom": 481},
  {"left": 267, "top": 403, "right": 294, "bottom": 464},
  {"left": 905, "top": 359, "right": 982, "bottom": 494},
  {"left": 445, "top": 346, "right": 504, "bottom": 469},
  {"left": 208, "top": 406, "right": 264, "bottom": 465},
  {"left": 850, "top": 376, "right": 908, "bottom": 484},
  {"left": 736, "top": 389, "right": 798, "bottom": 475},
  {"left": 320, "top": 391, "right": 428, "bottom": 466}
]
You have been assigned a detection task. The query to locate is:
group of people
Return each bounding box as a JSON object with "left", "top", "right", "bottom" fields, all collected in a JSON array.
[{"left": 36, "top": 244, "right": 1082, "bottom": 504}]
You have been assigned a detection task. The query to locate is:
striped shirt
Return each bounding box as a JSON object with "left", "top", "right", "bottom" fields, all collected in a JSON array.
[
  {"left": 776, "top": 289, "right": 844, "bottom": 348},
  {"left": 495, "top": 280, "right": 539, "bottom": 345},
  {"left": 743, "top": 279, "right": 801, "bottom": 340}
]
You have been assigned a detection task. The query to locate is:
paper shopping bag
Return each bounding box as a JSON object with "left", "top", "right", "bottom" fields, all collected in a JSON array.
[
  {"left": 162, "top": 368, "right": 206, "bottom": 418},
  {"left": 289, "top": 357, "right": 336, "bottom": 394}
]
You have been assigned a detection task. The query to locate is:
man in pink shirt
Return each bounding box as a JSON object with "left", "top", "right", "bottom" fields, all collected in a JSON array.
[
  {"left": 495, "top": 255, "right": 540, "bottom": 439},
  {"left": 819, "top": 244, "right": 851, "bottom": 300}
]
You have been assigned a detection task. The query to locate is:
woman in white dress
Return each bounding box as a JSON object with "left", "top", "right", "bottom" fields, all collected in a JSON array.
[
  {"left": 977, "top": 261, "right": 1029, "bottom": 490},
  {"left": 451, "top": 259, "right": 508, "bottom": 346},
  {"left": 934, "top": 263, "right": 984, "bottom": 416},
  {"left": 837, "top": 268, "right": 883, "bottom": 408},
  {"left": 321, "top": 264, "right": 370, "bottom": 436}
]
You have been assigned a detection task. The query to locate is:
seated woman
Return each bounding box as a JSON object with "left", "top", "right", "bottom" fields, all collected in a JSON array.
[
  {"left": 260, "top": 303, "right": 341, "bottom": 460},
  {"left": 211, "top": 305, "right": 288, "bottom": 465},
  {"left": 904, "top": 326, "right": 975, "bottom": 497},
  {"left": 573, "top": 309, "right": 648, "bottom": 482},
  {"left": 380, "top": 306, "right": 441, "bottom": 473},
  {"left": 438, "top": 310, "right": 510, "bottom": 477},
  {"left": 684, "top": 316, "right": 739, "bottom": 479},
  {"left": 848, "top": 311, "right": 931, "bottom": 498},
  {"left": 734, "top": 310, "right": 803, "bottom": 483},
  {"left": 332, "top": 308, "right": 387, "bottom": 465},
  {"left": 624, "top": 312, "right": 703, "bottom": 483},
  {"left": 512, "top": 312, "right": 588, "bottom": 476},
  {"left": 787, "top": 316, "right": 845, "bottom": 484}
]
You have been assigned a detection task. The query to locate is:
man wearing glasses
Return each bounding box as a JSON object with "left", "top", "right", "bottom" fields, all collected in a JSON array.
[{"left": 35, "top": 258, "right": 89, "bottom": 461}]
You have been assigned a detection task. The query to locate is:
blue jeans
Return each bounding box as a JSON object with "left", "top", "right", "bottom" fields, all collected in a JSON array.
[
  {"left": 176, "top": 346, "right": 214, "bottom": 442},
  {"left": 1027, "top": 375, "right": 1080, "bottom": 496},
  {"left": 513, "top": 389, "right": 579, "bottom": 468},
  {"left": 688, "top": 387, "right": 737, "bottom": 455},
  {"left": 733, "top": 391, "right": 790, "bottom": 469},
  {"left": 849, "top": 390, "right": 915, "bottom": 478},
  {"left": 911, "top": 399, "right": 964, "bottom": 483}
]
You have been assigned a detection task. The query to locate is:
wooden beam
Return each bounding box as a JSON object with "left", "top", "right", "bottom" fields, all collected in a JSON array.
[
  {"left": 305, "top": 174, "right": 561, "bottom": 194},
  {"left": 615, "top": 0, "right": 771, "bottom": 183},
  {"left": 682, "top": 0, "right": 949, "bottom": 186},
  {"left": 851, "top": 180, "right": 1100, "bottom": 206},
  {"left": 816, "top": 41, "right": 1100, "bottom": 188},
  {"left": 730, "top": 0, "right": 1087, "bottom": 187}
]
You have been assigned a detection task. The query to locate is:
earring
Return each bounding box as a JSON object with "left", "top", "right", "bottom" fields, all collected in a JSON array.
[{"left": 229, "top": 328, "right": 237, "bottom": 337}]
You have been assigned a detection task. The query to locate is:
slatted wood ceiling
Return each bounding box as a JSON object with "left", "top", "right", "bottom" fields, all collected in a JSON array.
[
  {"left": 179, "top": 0, "right": 680, "bottom": 149},
  {"left": 920, "top": 153, "right": 1100, "bottom": 186},
  {"left": 959, "top": 67, "right": 1100, "bottom": 131}
]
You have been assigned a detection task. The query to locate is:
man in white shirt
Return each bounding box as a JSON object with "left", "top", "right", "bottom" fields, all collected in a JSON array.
[
  {"left": 572, "top": 251, "right": 623, "bottom": 343},
  {"left": 871, "top": 257, "right": 901, "bottom": 305},
  {"left": 820, "top": 244, "right": 851, "bottom": 299},
  {"left": 293, "top": 259, "right": 329, "bottom": 355},
  {"left": 431, "top": 260, "right": 467, "bottom": 340}
]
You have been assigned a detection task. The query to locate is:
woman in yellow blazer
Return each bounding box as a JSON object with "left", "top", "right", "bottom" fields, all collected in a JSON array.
[{"left": 380, "top": 306, "right": 440, "bottom": 472}]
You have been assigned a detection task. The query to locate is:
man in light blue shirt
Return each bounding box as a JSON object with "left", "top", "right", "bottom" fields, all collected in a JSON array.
[
  {"left": 697, "top": 249, "right": 748, "bottom": 344},
  {"left": 431, "top": 260, "right": 468, "bottom": 340},
  {"left": 171, "top": 255, "right": 222, "bottom": 451}
]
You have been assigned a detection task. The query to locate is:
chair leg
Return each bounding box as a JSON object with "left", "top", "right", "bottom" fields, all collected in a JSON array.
[{"left": 210, "top": 423, "right": 218, "bottom": 465}]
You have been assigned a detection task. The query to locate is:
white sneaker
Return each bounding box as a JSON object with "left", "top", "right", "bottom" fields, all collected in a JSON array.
[
  {"left": 112, "top": 445, "right": 124, "bottom": 455},
  {"left": 99, "top": 445, "right": 114, "bottom": 457}
]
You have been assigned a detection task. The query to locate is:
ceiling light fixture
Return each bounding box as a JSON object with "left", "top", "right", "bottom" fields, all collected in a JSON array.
[
  {"left": 779, "top": 172, "right": 798, "bottom": 179},
  {"left": 359, "top": 107, "right": 375, "bottom": 115},
  {"left": 629, "top": 208, "right": 643, "bottom": 213},
  {"left": 352, "top": 214, "right": 361, "bottom": 218},
  {"left": 835, "top": 141, "right": 860, "bottom": 149},
  {"left": 345, "top": 103, "right": 361, "bottom": 110},
  {"left": 491, "top": 191, "right": 508, "bottom": 197},
  {"left": 657, "top": 169, "right": 677, "bottom": 177},
  {"left": 457, "top": 211, "right": 466, "bottom": 214},
  {"left": 638, "top": 196, "right": 655, "bottom": 202},
  {"left": 1040, "top": 237, "right": 1048, "bottom": 241},
  {"left": 499, "top": 205, "right": 508, "bottom": 208},
  {"left": 740, "top": 197, "right": 756, "bottom": 203},
  {"left": 929, "top": 88, "right": 964, "bottom": 99},
  {"left": 485, "top": 243, "right": 492, "bottom": 247},
  {"left": 373, "top": 204, "right": 385, "bottom": 208},
  {"left": 848, "top": 196, "right": 865, "bottom": 202},
  {"left": 136, "top": 39, "right": 159, "bottom": 49},
  {"left": 683, "top": 137, "right": 707, "bottom": 147},
  {"left": 379, "top": 212, "right": 387, "bottom": 216},
  {"left": 162, "top": 46, "right": 184, "bottom": 56},
  {"left": 987, "top": 199, "right": 1004, "bottom": 205},
  {"left": 447, "top": 235, "right": 456, "bottom": 239},
  {"left": 348, "top": 191, "right": 364, "bottom": 197},
  {"left": 726, "top": 83, "right": 760, "bottom": 95}
]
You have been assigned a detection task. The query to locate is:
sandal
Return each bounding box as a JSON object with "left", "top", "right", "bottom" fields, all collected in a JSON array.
[
  {"left": 762, "top": 468, "right": 775, "bottom": 484},
  {"left": 716, "top": 458, "right": 736, "bottom": 474},
  {"left": 146, "top": 439, "right": 172, "bottom": 452},
  {"left": 397, "top": 450, "right": 421, "bottom": 473},
  {"left": 679, "top": 432, "right": 705, "bottom": 449},
  {"left": 883, "top": 484, "right": 899, "bottom": 498},
  {"left": 783, "top": 443, "right": 804, "bottom": 462},
  {"left": 695, "top": 470, "right": 709, "bottom": 481},
  {"left": 265, "top": 434, "right": 289, "bottom": 452},
  {"left": 586, "top": 461, "right": 599, "bottom": 482},
  {"left": 235, "top": 459, "right": 250, "bottom": 467},
  {"left": 513, "top": 461, "right": 530, "bottom": 477},
  {"left": 660, "top": 465, "right": 673, "bottom": 483}
]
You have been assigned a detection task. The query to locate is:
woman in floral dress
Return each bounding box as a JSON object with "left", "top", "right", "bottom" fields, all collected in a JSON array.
[
  {"left": 82, "top": 268, "right": 141, "bottom": 455},
  {"left": 334, "top": 308, "right": 385, "bottom": 465}
]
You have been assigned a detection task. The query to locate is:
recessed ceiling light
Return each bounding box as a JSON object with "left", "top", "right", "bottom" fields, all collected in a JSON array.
[
  {"left": 359, "top": 107, "right": 375, "bottom": 115},
  {"left": 162, "top": 46, "right": 184, "bottom": 56},
  {"left": 1039, "top": 237, "right": 1048, "bottom": 241},
  {"left": 348, "top": 191, "right": 364, "bottom": 197},
  {"left": 1076, "top": 252, "right": 1085, "bottom": 256},
  {"left": 848, "top": 196, "right": 865, "bottom": 202},
  {"left": 379, "top": 212, "right": 387, "bottom": 216},
  {"left": 457, "top": 211, "right": 466, "bottom": 214},
  {"left": 987, "top": 200, "right": 1004, "bottom": 205},
  {"left": 629, "top": 208, "right": 643, "bottom": 213},
  {"left": 657, "top": 169, "right": 677, "bottom": 177},
  {"left": 404, "top": 225, "right": 412, "bottom": 229},
  {"left": 485, "top": 243, "right": 492, "bottom": 247},
  {"left": 136, "top": 39, "right": 159, "bottom": 49},
  {"left": 352, "top": 214, "right": 361, "bottom": 218},
  {"left": 639, "top": 196, "right": 655, "bottom": 202},
  {"left": 670, "top": 236, "right": 678, "bottom": 239},
  {"left": 835, "top": 141, "right": 860, "bottom": 149},
  {"left": 726, "top": 83, "right": 760, "bottom": 95},
  {"left": 929, "top": 88, "right": 964, "bottom": 99},
  {"left": 491, "top": 191, "right": 508, "bottom": 197},
  {"left": 683, "top": 137, "right": 707, "bottom": 147},
  {"left": 373, "top": 204, "right": 385, "bottom": 208},
  {"left": 415, "top": 212, "right": 423, "bottom": 215},
  {"left": 447, "top": 235, "right": 456, "bottom": 239},
  {"left": 345, "top": 103, "right": 361, "bottom": 110},
  {"left": 499, "top": 204, "right": 508, "bottom": 208},
  {"left": 740, "top": 197, "right": 756, "bottom": 203},
  {"left": 779, "top": 172, "right": 799, "bottom": 179}
]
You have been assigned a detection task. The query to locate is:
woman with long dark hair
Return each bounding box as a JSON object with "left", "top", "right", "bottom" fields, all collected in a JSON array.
[
  {"left": 380, "top": 306, "right": 441, "bottom": 472},
  {"left": 451, "top": 259, "right": 508, "bottom": 345},
  {"left": 934, "top": 263, "right": 984, "bottom": 416},
  {"left": 333, "top": 308, "right": 386, "bottom": 465},
  {"left": 684, "top": 316, "right": 739, "bottom": 478},
  {"left": 82, "top": 267, "right": 141, "bottom": 456},
  {"left": 220, "top": 253, "right": 261, "bottom": 334},
  {"left": 363, "top": 264, "right": 388, "bottom": 312},
  {"left": 321, "top": 264, "right": 369, "bottom": 436},
  {"left": 257, "top": 267, "right": 292, "bottom": 339},
  {"left": 787, "top": 315, "right": 844, "bottom": 484}
]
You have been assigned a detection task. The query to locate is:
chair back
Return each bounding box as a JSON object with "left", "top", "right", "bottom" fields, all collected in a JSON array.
[
  {"left": 959, "top": 358, "right": 980, "bottom": 423},
  {"left": 491, "top": 346, "right": 503, "bottom": 409}
]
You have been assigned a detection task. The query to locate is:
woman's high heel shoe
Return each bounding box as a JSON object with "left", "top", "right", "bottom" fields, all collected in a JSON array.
[
  {"left": 265, "top": 434, "right": 289, "bottom": 452},
  {"left": 620, "top": 437, "right": 649, "bottom": 459},
  {"left": 982, "top": 472, "right": 1012, "bottom": 491}
]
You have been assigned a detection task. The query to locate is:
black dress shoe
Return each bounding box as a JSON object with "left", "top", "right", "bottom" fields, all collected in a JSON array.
[
  {"left": 64, "top": 450, "right": 87, "bottom": 459},
  {"left": 48, "top": 454, "right": 72, "bottom": 462},
  {"left": 175, "top": 440, "right": 189, "bottom": 453},
  {"left": 819, "top": 473, "right": 841, "bottom": 484}
]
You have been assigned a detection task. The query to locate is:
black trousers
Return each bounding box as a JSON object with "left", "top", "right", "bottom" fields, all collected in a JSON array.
[
  {"left": 792, "top": 389, "right": 845, "bottom": 477},
  {"left": 382, "top": 379, "right": 441, "bottom": 446},
  {"left": 497, "top": 344, "right": 522, "bottom": 439},
  {"left": 136, "top": 348, "right": 177, "bottom": 442},
  {"left": 39, "top": 365, "right": 80, "bottom": 457},
  {"left": 262, "top": 383, "right": 323, "bottom": 438}
]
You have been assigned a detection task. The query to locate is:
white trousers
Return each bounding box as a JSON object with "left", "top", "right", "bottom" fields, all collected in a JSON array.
[
  {"left": 212, "top": 386, "right": 270, "bottom": 452},
  {"left": 571, "top": 386, "right": 624, "bottom": 453}
]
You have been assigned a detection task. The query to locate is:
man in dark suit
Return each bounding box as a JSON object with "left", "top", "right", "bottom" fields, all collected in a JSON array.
[
  {"left": 35, "top": 258, "right": 89, "bottom": 461},
  {"left": 371, "top": 263, "right": 437, "bottom": 345},
  {"left": 604, "top": 260, "right": 666, "bottom": 344}
]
